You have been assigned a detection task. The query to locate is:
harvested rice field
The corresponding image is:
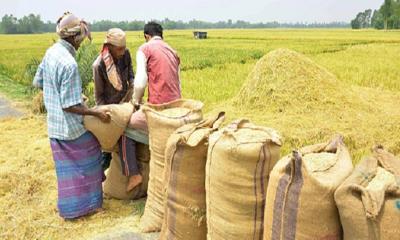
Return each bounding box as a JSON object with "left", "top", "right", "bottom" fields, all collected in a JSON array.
[{"left": 1, "top": 29, "right": 400, "bottom": 239}]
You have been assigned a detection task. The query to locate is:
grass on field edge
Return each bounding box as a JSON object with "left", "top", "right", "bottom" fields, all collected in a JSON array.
[{"left": 0, "top": 73, "right": 35, "bottom": 104}]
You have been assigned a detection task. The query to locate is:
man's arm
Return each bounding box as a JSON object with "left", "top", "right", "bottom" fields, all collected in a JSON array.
[
  {"left": 33, "top": 61, "right": 44, "bottom": 89},
  {"left": 132, "top": 50, "right": 148, "bottom": 105},
  {"left": 93, "top": 60, "right": 106, "bottom": 105},
  {"left": 61, "top": 64, "right": 110, "bottom": 122},
  {"left": 127, "top": 49, "right": 135, "bottom": 86},
  {"left": 120, "top": 50, "right": 135, "bottom": 103},
  {"left": 64, "top": 104, "right": 110, "bottom": 122}
]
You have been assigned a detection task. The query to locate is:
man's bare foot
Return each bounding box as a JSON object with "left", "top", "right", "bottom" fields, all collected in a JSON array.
[{"left": 126, "top": 174, "right": 143, "bottom": 192}]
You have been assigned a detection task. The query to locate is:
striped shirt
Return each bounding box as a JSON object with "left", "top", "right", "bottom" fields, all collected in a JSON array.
[{"left": 33, "top": 39, "right": 86, "bottom": 140}]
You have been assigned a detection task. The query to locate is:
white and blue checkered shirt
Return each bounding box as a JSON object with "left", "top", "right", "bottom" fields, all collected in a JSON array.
[{"left": 33, "top": 39, "right": 86, "bottom": 140}]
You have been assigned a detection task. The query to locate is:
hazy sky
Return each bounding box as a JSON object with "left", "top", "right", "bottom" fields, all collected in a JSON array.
[{"left": 0, "top": 0, "right": 383, "bottom": 23}]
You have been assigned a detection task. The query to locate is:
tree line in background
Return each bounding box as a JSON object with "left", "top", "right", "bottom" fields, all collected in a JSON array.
[
  {"left": 90, "top": 19, "right": 350, "bottom": 31},
  {"left": 0, "top": 14, "right": 56, "bottom": 34},
  {"left": 0, "top": 14, "right": 350, "bottom": 34},
  {"left": 352, "top": 0, "right": 400, "bottom": 29}
]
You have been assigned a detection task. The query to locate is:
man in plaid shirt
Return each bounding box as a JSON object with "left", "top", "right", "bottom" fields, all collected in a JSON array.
[{"left": 33, "top": 12, "right": 110, "bottom": 219}]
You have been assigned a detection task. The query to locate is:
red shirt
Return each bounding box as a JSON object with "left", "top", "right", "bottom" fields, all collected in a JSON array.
[{"left": 139, "top": 38, "right": 181, "bottom": 104}]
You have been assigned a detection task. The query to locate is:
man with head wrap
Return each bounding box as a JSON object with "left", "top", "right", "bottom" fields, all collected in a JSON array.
[
  {"left": 93, "top": 28, "right": 134, "bottom": 105},
  {"left": 56, "top": 12, "right": 91, "bottom": 47},
  {"left": 92, "top": 28, "right": 142, "bottom": 192},
  {"left": 33, "top": 12, "right": 109, "bottom": 219}
]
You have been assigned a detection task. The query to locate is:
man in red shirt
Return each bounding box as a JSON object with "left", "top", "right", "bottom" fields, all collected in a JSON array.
[{"left": 132, "top": 22, "right": 181, "bottom": 106}]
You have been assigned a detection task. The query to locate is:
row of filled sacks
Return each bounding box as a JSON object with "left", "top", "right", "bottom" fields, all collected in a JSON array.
[
  {"left": 158, "top": 126, "right": 400, "bottom": 240},
  {"left": 153, "top": 114, "right": 283, "bottom": 239},
  {"left": 264, "top": 140, "right": 400, "bottom": 240},
  {"left": 82, "top": 99, "right": 400, "bottom": 240},
  {"left": 136, "top": 98, "right": 338, "bottom": 238}
]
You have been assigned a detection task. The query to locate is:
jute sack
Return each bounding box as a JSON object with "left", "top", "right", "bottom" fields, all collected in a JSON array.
[
  {"left": 140, "top": 99, "right": 204, "bottom": 232},
  {"left": 103, "top": 143, "right": 151, "bottom": 200},
  {"left": 84, "top": 103, "right": 134, "bottom": 152},
  {"left": 334, "top": 146, "right": 400, "bottom": 240},
  {"left": 263, "top": 135, "right": 353, "bottom": 240},
  {"left": 206, "top": 119, "right": 282, "bottom": 240},
  {"left": 160, "top": 112, "right": 225, "bottom": 240}
]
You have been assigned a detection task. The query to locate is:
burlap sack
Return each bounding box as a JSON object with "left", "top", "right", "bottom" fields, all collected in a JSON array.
[
  {"left": 160, "top": 112, "right": 225, "bottom": 240},
  {"left": 206, "top": 119, "right": 282, "bottom": 240},
  {"left": 84, "top": 103, "right": 133, "bottom": 152},
  {"left": 103, "top": 143, "right": 151, "bottom": 200},
  {"left": 334, "top": 146, "right": 400, "bottom": 240},
  {"left": 140, "top": 99, "right": 204, "bottom": 232},
  {"left": 263, "top": 135, "right": 353, "bottom": 240}
]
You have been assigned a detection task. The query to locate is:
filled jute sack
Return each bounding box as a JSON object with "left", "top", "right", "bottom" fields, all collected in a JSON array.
[
  {"left": 263, "top": 135, "right": 353, "bottom": 240},
  {"left": 84, "top": 103, "right": 134, "bottom": 152},
  {"left": 103, "top": 143, "right": 151, "bottom": 200},
  {"left": 140, "top": 99, "right": 204, "bottom": 232},
  {"left": 206, "top": 119, "right": 282, "bottom": 240},
  {"left": 334, "top": 146, "right": 400, "bottom": 240},
  {"left": 160, "top": 112, "right": 225, "bottom": 240}
]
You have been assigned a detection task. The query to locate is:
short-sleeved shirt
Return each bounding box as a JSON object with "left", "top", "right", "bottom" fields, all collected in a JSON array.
[{"left": 33, "top": 39, "right": 86, "bottom": 140}]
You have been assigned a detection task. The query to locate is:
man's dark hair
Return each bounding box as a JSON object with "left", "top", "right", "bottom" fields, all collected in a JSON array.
[{"left": 144, "top": 22, "right": 163, "bottom": 39}]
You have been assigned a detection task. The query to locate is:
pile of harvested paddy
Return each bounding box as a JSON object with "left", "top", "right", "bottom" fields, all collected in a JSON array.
[
  {"left": 211, "top": 48, "right": 400, "bottom": 160},
  {"left": 32, "top": 91, "right": 46, "bottom": 114}
]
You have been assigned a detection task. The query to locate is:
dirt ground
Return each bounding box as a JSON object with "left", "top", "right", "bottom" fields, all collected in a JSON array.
[{"left": 0, "top": 95, "right": 23, "bottom": 118}]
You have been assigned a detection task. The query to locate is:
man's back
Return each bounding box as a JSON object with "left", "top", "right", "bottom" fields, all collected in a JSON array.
[
  {"left": 34, "top": 40, "right": 85, "bottom": 140},
  {"left": 139, "top": 37, "right": 181, "bottom": 104}
]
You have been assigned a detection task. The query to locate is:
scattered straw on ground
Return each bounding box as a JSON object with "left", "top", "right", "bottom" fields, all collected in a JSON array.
[
  {"left": 0, "top": 115, "right": 145, "bottom": 240},
  {"left": 210, "top": 48, "right": 400, "bottom": 161}
]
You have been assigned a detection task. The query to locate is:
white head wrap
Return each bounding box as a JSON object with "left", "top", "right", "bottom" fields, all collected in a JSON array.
[
  {"left": 56, "top": 12, "right": 91, "bottom": 42},
  {"left": 104, "top": 28, "right": 126, "bottom": 47}
]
